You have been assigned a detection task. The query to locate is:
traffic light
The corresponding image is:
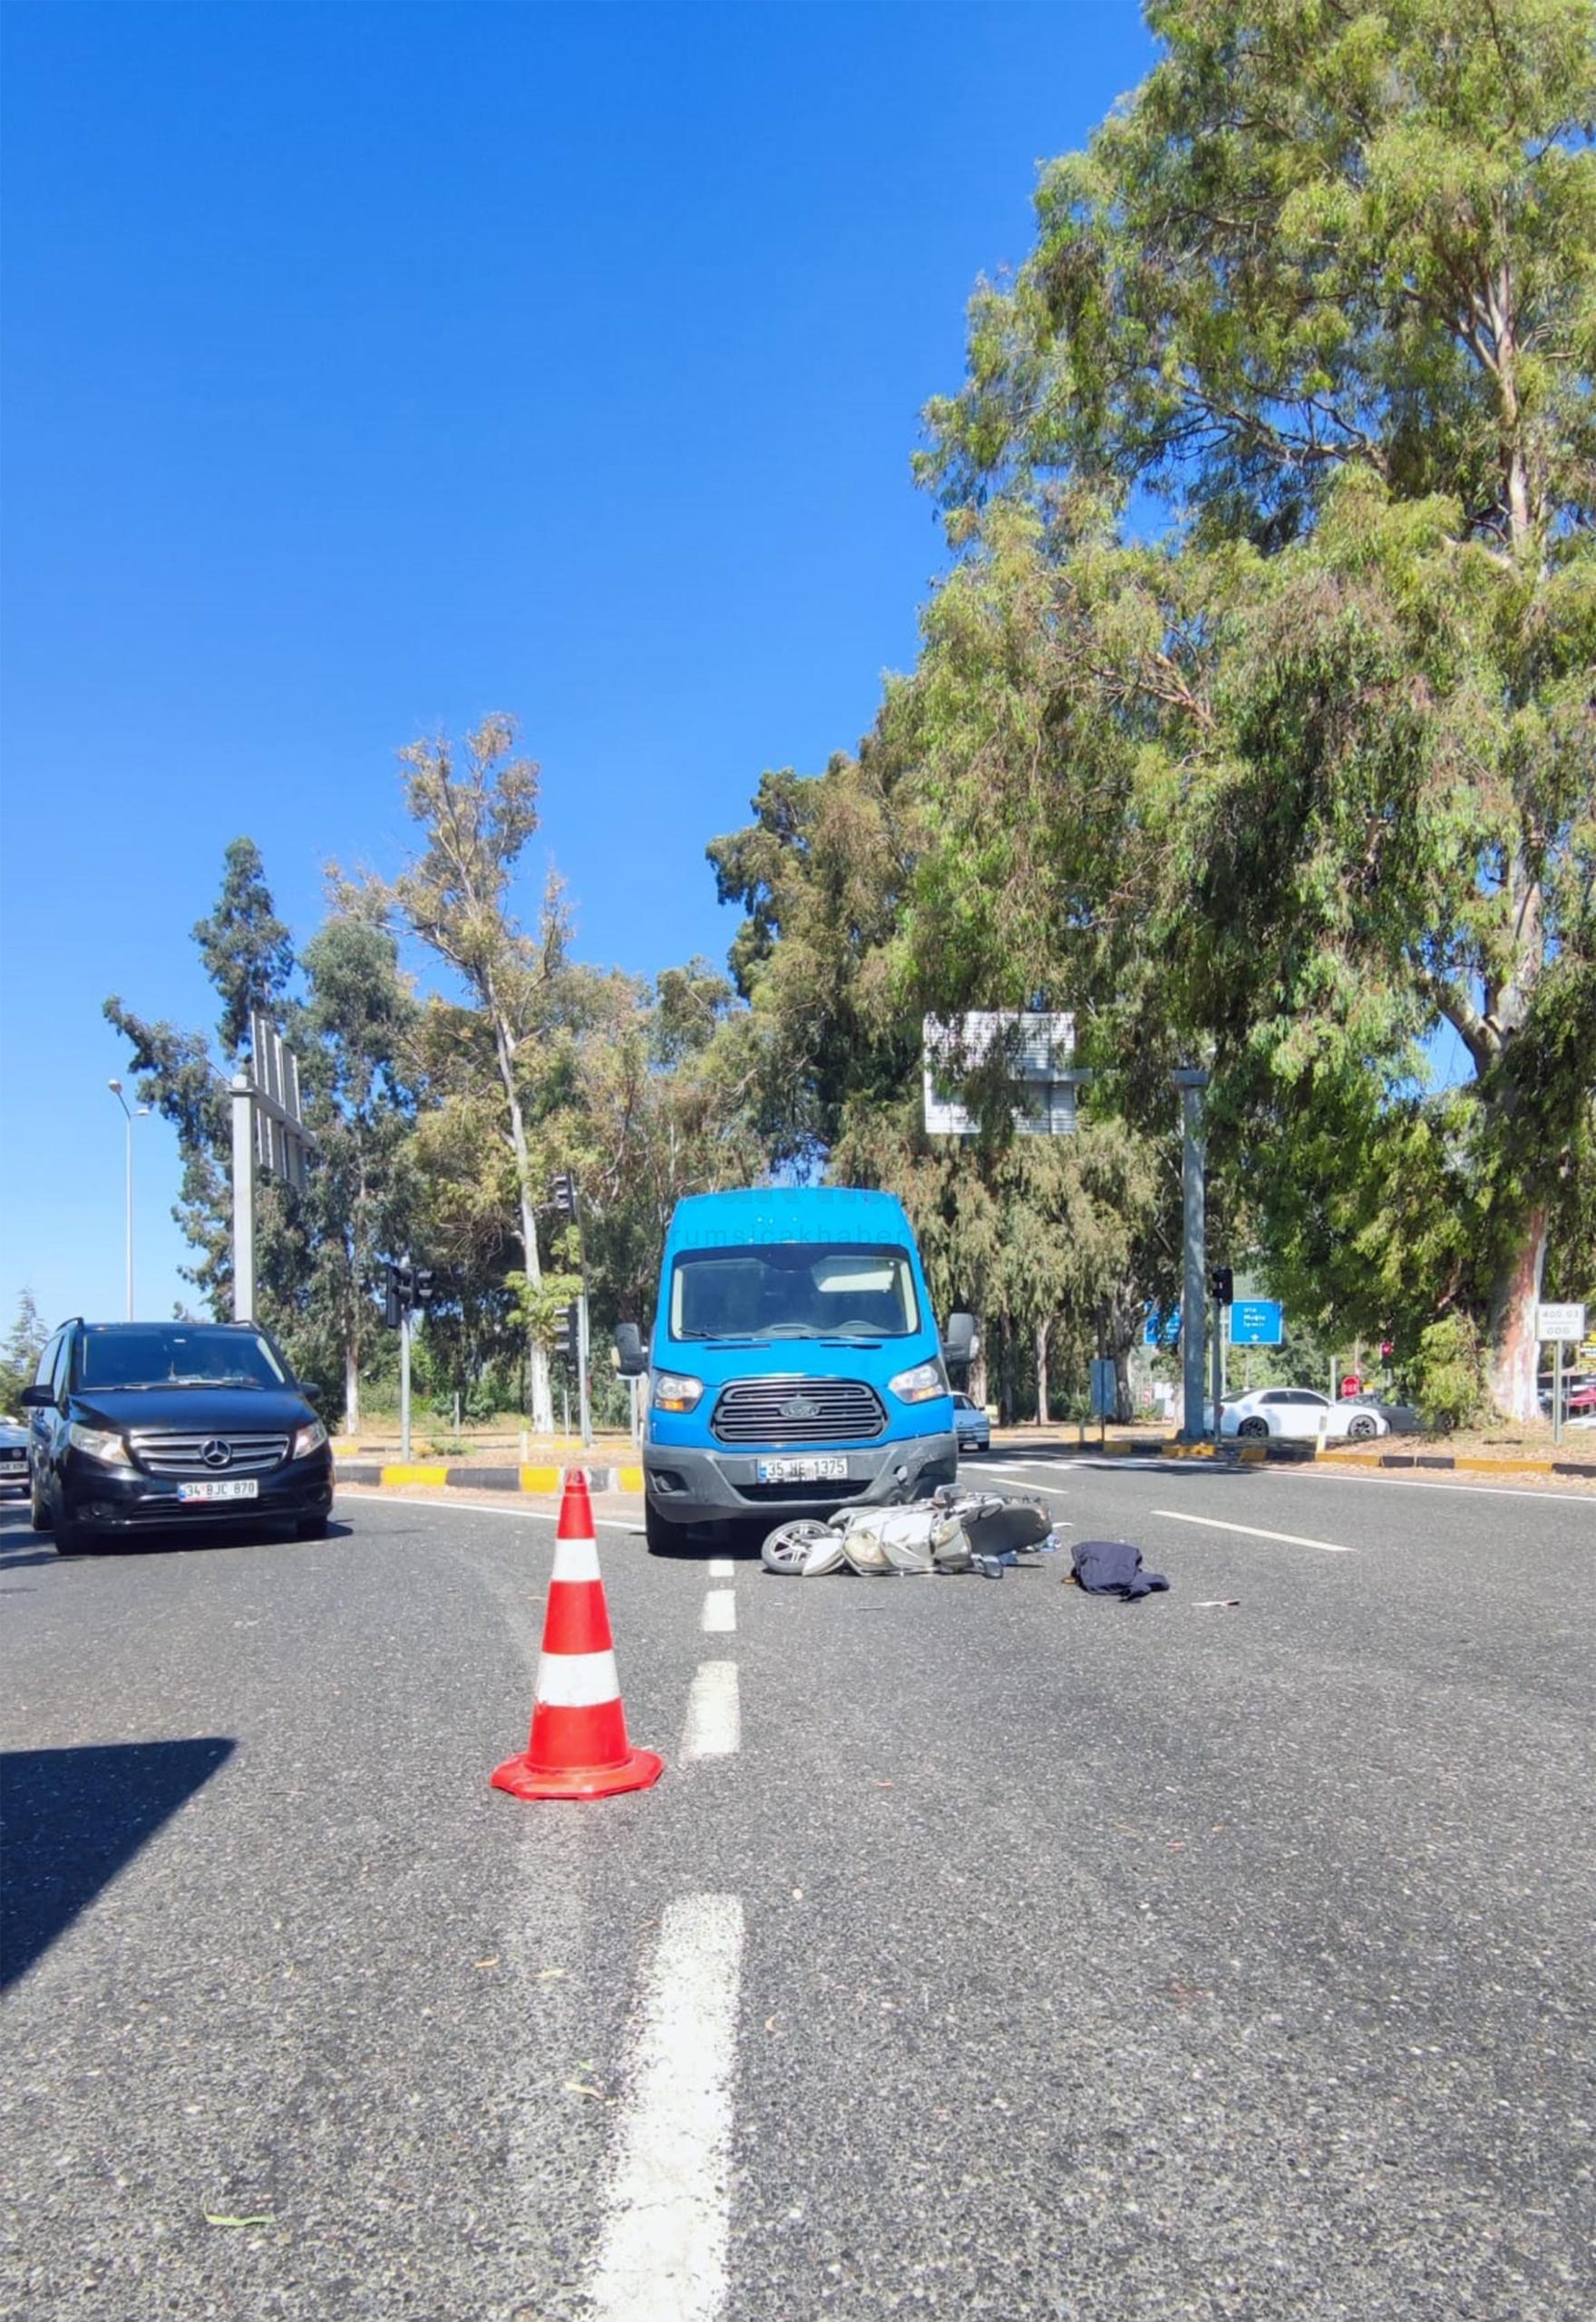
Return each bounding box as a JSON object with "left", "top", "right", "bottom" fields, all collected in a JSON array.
[
  {"left": 550, "top": 1172, "right": 578, "bottom": 1217},
  {"left": 551, "top": 1303, "right": 578, "bottom": 1361},
  {"left": 393, "top": 1261, "right": 415, "bottom": 1308},
  {"left": 1210, "top": 1266, "right": 1234, "bottom": 1305},
  {"left": 384, "top": 1275, "right": 402, "bottom": 1330},
  {"left": 414, "top": 1268, "right": 436, "bottom": 1309}
]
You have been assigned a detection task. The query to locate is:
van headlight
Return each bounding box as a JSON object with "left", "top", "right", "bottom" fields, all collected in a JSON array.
[
  {"left": 292, "top": 1419, "right": 328, "bottom": 1459},
  {"left": 888, "top": 1361, "right": 945, "bottom": 1405},
  {"left": 69, "top": 1422, "right": 127, "bottom": 1464},
  {"left": 652, "top": 1372, "right": 705, "bottom": 1412}
]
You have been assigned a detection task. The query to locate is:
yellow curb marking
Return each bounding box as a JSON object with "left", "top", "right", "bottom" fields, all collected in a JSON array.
[{"left": 380, "top": 1463, "right": 449, "bottom": 1488}]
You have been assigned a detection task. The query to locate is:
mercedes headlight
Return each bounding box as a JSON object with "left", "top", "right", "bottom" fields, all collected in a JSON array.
[
  {"left": 69, "top": 1422, "right": 127, "bottom": 1464},
  {"left": 292, "top": 1419, "right": 329, "bottom": 1459}
]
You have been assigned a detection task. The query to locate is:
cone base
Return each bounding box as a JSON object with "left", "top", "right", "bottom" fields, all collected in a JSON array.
[{"left": 490, "top": 1745, "right": 665, "bottom": 1801}]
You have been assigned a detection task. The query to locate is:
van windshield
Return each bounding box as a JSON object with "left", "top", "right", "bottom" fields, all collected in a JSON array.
[
  {"left": 77, "top": 1328, "right": 287, "bottom": 1390},
  {"left": 670, "top": 1244, "right": 920, "bottom": 1341}
]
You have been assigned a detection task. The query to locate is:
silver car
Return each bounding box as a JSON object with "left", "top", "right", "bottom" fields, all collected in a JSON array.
[{"left": 0, "top": 1415, "right": 29, "bottom": 1495}]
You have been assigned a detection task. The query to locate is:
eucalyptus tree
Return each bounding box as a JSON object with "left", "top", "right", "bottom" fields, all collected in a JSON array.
[
  {"left": 911, "top": 0, "right": 1596, "bottom": 1417},
  {"left": 350, "top": 717, "right": 569, "bottom": 1432}
]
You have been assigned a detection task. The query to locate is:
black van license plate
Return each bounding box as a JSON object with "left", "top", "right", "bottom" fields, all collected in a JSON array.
[
  {"left": 177, "top": 1479, "right": 259, "bottom": 1503},
  {"left": 756, "top": 1456, "right": 847, "bottom": 1484}
]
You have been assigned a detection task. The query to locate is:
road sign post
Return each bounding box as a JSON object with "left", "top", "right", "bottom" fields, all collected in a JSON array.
[{"left": 1537, "top": 1303, "right": 1587, "bottom": 1447}]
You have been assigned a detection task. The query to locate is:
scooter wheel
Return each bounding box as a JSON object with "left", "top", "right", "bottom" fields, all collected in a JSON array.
[{"left": 761, "top": 1519, "right": 836, "bottom": 1576}]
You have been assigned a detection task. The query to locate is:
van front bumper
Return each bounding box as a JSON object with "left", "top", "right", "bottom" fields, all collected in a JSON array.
[{"left": 642, "top": 1433, "right": 957, "bottom": 1531}]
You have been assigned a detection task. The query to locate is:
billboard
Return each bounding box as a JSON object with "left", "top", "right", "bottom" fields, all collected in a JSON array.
[{"left": 923, "top": 1012, "right": 1076, "bottom": 1137}]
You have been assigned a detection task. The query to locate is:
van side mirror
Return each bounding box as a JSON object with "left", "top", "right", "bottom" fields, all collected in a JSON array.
[
  {"left": 20, "top": 1383, "right": 54, "bottom": 1410},
  {"left": 301, "top": 1383, "right": 323, "bottom": 1405},
  {"left": 613, "top": 1322, "right": 646, "bottom": 1378},
  {"left": 941, "top": 1312, "right": 978, "bottom": 1367}
]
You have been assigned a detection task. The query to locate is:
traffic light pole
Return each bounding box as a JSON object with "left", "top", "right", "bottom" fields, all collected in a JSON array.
[
  {"left": 1173, "top": 1068, "right": 1209, "bottom": 1443},
  {"left": 400, "top": 1298, "right": 413, "bottom": 1464},
  {"left": 1211, "top": 1294, "right": 1225, "bottom": 1446}
]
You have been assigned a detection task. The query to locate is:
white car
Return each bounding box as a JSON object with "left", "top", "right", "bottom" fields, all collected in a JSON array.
[{"left": 1219, "top": 1388, "right": 1388, "bottom": 1443}]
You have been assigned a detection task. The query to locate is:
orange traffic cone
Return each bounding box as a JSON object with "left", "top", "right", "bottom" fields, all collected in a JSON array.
[{"left": 491, "top": 1468, "right": 665, "bottom": 1801}]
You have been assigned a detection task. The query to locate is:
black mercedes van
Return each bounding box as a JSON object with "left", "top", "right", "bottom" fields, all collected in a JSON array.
[{"left": 23, "top": 1319, "right": 334, "bottom": 1555}]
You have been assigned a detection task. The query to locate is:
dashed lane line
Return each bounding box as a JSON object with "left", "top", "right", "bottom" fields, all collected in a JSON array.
[
  {"left": 706, "top": 1556, "right": 735, "bottom": 1578},
  {"left": 701, "top": 1589, "right": 736, "bottom": 1634},
  {"left": 586, "top": 1892, "right": 744, "bottom": 2322},
  {"left": 681, "top": 1662, "right": 740, "bottom": 1760},
  {"left": 1152, "top": 1507, "right": 1353, "bottom": 1554}
]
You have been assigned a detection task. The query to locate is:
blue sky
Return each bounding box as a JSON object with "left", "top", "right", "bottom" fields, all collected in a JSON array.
[{"left": 1, "top": 1, "right": 1157, "bottom": 1332}]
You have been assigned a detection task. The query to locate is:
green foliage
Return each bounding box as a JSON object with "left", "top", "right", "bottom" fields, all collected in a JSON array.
[
  {"left": 0, "top": 1288, "right": 48, "bottom": 1412},
  {"left": 898, "top": 0, "right": 1596, "bottom": 1418},
  {"left": 192, "top": 838, "right": 295, "bottom": 1058},
  {"left": 1410, "top": 1312, "right": 1489, "bottom": 1432}
]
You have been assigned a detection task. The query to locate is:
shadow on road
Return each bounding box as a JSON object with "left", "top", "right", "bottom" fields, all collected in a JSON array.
[{"left": 0, "top": 1736, "right": 236, "bottom": 1990}]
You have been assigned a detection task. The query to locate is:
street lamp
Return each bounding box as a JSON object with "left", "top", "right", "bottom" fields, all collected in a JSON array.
[{"left": 107, "top": 1079, "right": 151, "bottom": 1321}]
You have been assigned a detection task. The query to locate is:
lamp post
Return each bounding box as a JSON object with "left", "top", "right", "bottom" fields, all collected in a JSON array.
[{"left": 107, "top": 1080, "right": 150, "bottom": 1321}]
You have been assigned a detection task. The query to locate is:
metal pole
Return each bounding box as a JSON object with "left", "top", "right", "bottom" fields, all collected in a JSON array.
[
  {"left": 1553, "top": 1336, "right": 1562, "bottom": 1448},
  {"left": 572, "top": 1181, "right": 593, "bottom": 1449},
  {"left": 123, "top": 1110, "right": 134, "bottom": 1318},
  {"left": 108, "top": 1081, "right": 147, "bottom": 1319},
  {"left": 230, "top": 1073, "right": 255, "bottom": 1322},
  {"left": 1211, "top": 1295, "right": 1224, "bottom": 1445},
  {"left": 401, "top": 1303, "right": 413, "bottom": 1464},
  {"left": 1173, "top": 1069, "right": 1209, "bottom": 1441}
]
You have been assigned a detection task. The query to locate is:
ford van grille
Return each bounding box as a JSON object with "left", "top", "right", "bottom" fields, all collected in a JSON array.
[
  {"left": 126, "top": 1429, "right": 290, "bottom": 1477},
  {"left": 710, "top": 1379, "right": 885, "bottom": 1445}
]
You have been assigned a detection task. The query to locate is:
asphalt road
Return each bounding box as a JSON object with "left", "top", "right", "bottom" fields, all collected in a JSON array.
[{"left": 2, "top": 1459, "right": 1592, "bottom": 2322}]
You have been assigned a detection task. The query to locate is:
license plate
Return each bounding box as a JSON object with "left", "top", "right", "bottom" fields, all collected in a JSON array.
[
  {"left": 177, "top": 1479, "right": 259, "bottom": 1503},
  {"left": 755, "top": 1457, "right": 847, "bottom": 1484}
]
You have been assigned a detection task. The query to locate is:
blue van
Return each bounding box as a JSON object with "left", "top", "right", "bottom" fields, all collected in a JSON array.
[{"left": 615, "top": 1187, "right": 975, "bottom": 1550}]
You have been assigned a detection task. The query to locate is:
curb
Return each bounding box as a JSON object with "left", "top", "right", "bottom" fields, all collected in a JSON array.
[
  {"left": 1337, "top": 1449, "right": 1596, "bottom": 1479},
  {"left": 998, "top": 1439, "right": 1596, "bottom": 1481},
  {"left": 338, "top": 1461, "right": 646, "bottom": 1495}
]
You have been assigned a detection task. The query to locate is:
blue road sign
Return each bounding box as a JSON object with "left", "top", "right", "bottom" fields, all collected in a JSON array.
[
  {"left": 1144, "top": 1307, "right": 1181, "bottom": 1346},
  {"left": 1231, "top": 1299, "right": 1283, "bottom": 1346}
]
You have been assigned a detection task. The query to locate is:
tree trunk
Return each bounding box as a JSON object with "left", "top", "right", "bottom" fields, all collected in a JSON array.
[
  {"left": 1035, "top": 1317, "right": 1049, "bottom": 1428},
  {"left": 344, "top": 1340, "right": 360, "bottom": 1436},
  {"left": 491, "top": 1012, "right": 554, "bottom": 1434},
  {"left": 968, "top": 1339, "right": 989, "bottom": 1414},
  {"left": 1486, "top": 1204, "right": 1548, "bottom": 1423}
]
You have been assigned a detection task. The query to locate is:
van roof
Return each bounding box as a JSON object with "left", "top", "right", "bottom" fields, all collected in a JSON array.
[{"left": 666, "top": 1186, "right": 912, "bottom": 1252}]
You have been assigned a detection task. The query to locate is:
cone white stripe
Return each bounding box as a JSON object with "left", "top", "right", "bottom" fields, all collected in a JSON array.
[
  {"left": 536, "top": 1647, "right": 621, "bottom": 1708},
  {"left": 551, "top": 1535, "right": 602, "bottom": 1582}
]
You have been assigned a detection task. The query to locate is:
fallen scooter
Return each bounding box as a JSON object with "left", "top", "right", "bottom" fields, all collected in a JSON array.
[{"left": 762, "top": 1484, "right": 1058, "bottom": 1578}]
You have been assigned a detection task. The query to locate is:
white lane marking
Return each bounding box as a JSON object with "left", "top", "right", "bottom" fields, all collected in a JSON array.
[
  {"left": 701, "top": 1589, "right": 736, "bottom": 1634},
  {"left": 1153, "top": 1508, "right": 1353, "bottom": 1554},
  {"left": 681, "top": 1663, "right": 740, "bottom": 1760},
  {"left": 334, "top": 1492, "right": 648, "bottom": 1533},
  {"left": 588, "top": 1893, "right": 744, "bottom": 2322},
  {"left": 982, "top": 1463, "right": 1071, "bottom": 1490},
  {"left": 1270, "top": 1470, "right": 1596, "bottom": 1507},
  {"left": 707, "top": 1556, "right": 735, "bottom": 1578}
]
